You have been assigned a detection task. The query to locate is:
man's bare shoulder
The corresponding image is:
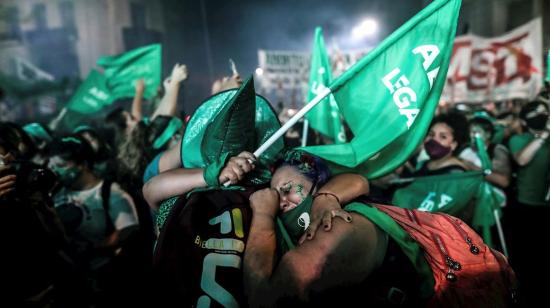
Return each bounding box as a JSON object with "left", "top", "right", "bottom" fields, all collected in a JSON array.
[{"left": 276, "top": 212, "right": 388, "bottom": 296}]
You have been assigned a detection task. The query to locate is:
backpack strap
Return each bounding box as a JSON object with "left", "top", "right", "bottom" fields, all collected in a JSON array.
[{"left": 100, "top": 180, "right": 115, "bottom": 236}]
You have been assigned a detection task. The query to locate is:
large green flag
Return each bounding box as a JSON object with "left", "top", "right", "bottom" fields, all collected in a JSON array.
[
  {"left": 302, "top": 0, "right": 461, "bottom": 179},
  {"left": 305, "top": 27, "right": 346, "bottom": 144},
  {"left": 65, "top": 69, "right": 112, "bottom": 114},
  {"left": 391, "top": 171, "right": 502, "bottom": 245},
  {"left": 96, "top": 43, "right": 161, "bottom": 100}
]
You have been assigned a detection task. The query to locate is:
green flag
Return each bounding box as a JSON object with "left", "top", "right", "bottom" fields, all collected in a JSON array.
[
  {"left": 182, "top": 76, "right": 284, "bottom": 185},
  {"left": 391, "top": 171, "right": 500, "bottom": 245},
  {"left": 65, "top": 69, "right": 112, "bottom": 114},
  {"left": 392, "top": 172, "right": 482, "bottom": 217},
  {"left": 305, "top": 27, "right": 346, "bottom": 144},
  {"left": 472, "top": 129, "right": 504, "bottom": 247},
  {"left": 97, "top": 43, "right": 161, "bottom": 100},
  {"left": 302, "top": 0, "right": 461, "bottom": 179},
  {"left": 474, "top": 133, "right": 492, "bottom": 174}
]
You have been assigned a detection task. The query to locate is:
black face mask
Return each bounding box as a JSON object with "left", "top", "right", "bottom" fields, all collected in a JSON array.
[
  {"left": 424, "top": 139, "right": 452, "bottom": 160},
  {"left": 526, "top": 114, "right": 548, "bottom": 130}
]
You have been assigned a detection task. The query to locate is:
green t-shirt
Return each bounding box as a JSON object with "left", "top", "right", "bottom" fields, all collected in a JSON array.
[{"left": 508, "top": 133, "right": 550, "bottom": 206}]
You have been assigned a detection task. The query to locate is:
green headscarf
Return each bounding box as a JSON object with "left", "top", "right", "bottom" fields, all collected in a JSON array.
[{"left": 182, "top": 76, "right": 284, "bottom": 186}]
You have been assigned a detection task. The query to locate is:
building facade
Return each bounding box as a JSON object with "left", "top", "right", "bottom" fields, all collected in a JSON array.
[{"left": 0, "top": 0, "right": 164, "bottom": 80}]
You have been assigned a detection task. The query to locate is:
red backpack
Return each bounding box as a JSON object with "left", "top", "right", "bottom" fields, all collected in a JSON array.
[{"left": 373, "top": 204, "right": 518, "bottom": 308}]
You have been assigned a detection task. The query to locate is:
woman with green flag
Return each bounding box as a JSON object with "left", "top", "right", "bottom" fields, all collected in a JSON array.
[
  {"left": 459, "top": 112, "right": 512, "bottom": 190},
  {"left": 412, "top": 112, "right": 470, "bottom": 177},
  {"left": 389, "top": 112, "right": 482, "bottom": 223},
  {"left": 148, "top": 101, "right": 515, "bottom": 307},
  {"left": 149, "top": 77, "right": 371, "bottom": 307},
  {"left": 242, "top": 149, "right": 516, "bottom": 307}
]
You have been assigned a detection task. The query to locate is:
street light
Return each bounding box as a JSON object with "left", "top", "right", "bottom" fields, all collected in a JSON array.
[
  {"left": 352, "top": 18, "right": 378, "bottom": 40},
  {"left": 255, "top": 67, "right": 264, "bottom": 76}
]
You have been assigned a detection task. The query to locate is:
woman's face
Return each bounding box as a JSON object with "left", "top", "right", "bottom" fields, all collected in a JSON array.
[
  {"left": 470, "top": 124, "right": 491, "bottom": 145},
  {"left": 271, "top": 166, "right": 314, "bottom": 213},
  {"left": 426, "top": 122, "right": 457, "bottom": 151}
]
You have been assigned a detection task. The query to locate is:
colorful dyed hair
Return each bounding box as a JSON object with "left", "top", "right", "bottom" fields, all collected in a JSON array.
[{"left": 273, "top": 150, "right": 331, "bottom": 187}]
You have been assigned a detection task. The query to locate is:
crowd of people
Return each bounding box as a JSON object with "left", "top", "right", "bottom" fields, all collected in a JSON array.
[{"left": 1, "top": 59, "right": 549, "bottom": 307}]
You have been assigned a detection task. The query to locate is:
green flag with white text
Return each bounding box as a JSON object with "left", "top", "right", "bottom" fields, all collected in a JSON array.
[
  {"left": 97, "top": 43, "right": 161, "bottom": 100},
  {"left": 305, "top": 27, "right": 346, "bottom": 144},
  {"left": 392, "top": 171, "right": 501, "bottom": 245},
  {"left": 302, "top": 0, "right": 461, "bottom": 179},
  {"left": 392, "top": 172, "right": 482, "bottom": 217},
  {"left": 65, "top": 69, "right": 112, "bottom": 114}
]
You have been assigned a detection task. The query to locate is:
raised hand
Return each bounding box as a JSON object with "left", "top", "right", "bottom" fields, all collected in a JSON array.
[
  {"left": 134, "top": 79, "right": 145, "bottom": 94},
  {"left": 170, "top": 63, "right": 188, "bottom": 84}
]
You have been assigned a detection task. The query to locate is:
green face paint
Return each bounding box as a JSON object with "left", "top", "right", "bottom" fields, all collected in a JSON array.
[{"left": 295, "top": 183, "right": 306, "bottom": 200}]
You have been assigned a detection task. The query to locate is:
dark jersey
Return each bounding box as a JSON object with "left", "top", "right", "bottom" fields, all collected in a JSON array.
[{"left": 153, "top": 188, "right": 255, "bottom": 307}]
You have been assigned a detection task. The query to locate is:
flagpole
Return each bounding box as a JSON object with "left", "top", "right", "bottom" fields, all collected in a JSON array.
[
  {"left": 254, "top": 86, "right": 331, "bottom": 157},
  {"left": 301, "top": 119, "right": 309, "bottom": 146},
  {"left": 223, "top": 87, "right": 331, "bottom": 187},
  {"left": 493, "top": 209, "right": 509, "bottom": 257},
  {"left": 49, "top": 107, "right": 68, "bottom": 131}
]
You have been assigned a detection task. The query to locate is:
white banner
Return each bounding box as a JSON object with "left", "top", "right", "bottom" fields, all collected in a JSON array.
[
  {"left": 256, "top": 49, "right": 370, "bottom": 94},
  {"left": 257, "top": 50, "right": 309, "bottom": 93},
  {"left": 442, "top": 18, "right": 543, "bottom": 103}
]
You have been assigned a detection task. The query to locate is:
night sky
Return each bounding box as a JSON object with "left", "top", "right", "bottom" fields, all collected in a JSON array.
[{"left": 162, "top": 0, "right": 426, "bottom": 114}]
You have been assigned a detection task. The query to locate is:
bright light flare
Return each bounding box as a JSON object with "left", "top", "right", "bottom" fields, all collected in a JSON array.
[
  {"left": 255, "top": 67, "right": 264, "bottom": 76},
  {"left": 352, "top": 18, "right": 378, "bottom": 40}
]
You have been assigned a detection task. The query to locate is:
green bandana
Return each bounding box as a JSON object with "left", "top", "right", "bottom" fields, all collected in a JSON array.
[
  {"left": 203, "top": 152, "right": 230, "bottom": 187},
  {"left": 23, "top": 123, "right": 52, "bottom": 143},
  {"left": 61, "top": 136, "right": 82, "bottom": 145},
  {"left": 182, "top": 76, "right": 283, "bottom": 185},
  {"left": 153, "top": 117, "right": 183, "bottom": 150},
  {"left": 73, "top": 125, "right": 94, "bottom": 134}
]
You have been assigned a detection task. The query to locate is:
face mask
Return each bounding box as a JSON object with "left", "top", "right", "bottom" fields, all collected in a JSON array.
[
  {"left": 93, "top": 161, "right": 108, "bottom": 177},
  {"left": 52, "top": 165, "right": 81, "bottom": 187},
  {"left": 424, "top": 139, "right": 452, "bottom": 160},
  {"left": 526, "top": 114, "right": 549, "bottom": 130},
  {"left": 280, "top": 195, "right": 313, "bottom": 244}
]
